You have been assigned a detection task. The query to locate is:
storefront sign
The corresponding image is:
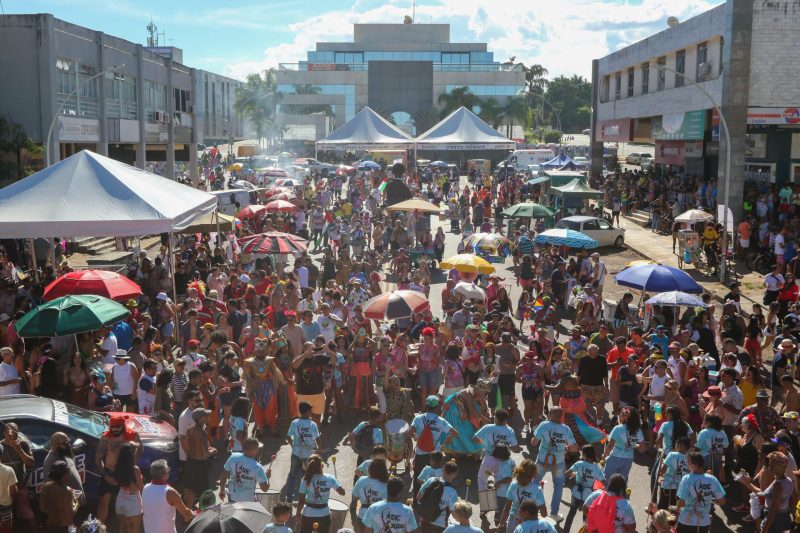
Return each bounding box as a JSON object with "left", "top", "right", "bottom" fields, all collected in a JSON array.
[
  {"left": 745, "top": 133, "right": 768, "bottom": 158},
  {"left": 711, "top": 109, "right": 720, "bottom": 142},
  {"left": 595, "top": 119, "right": 632, "bottom": 142},
  {"left": 416, "top": 143, "right": 516, "bottom": 151},
  {"left": 748, "top": 107, "right": 800, "bottom": 125},
  {"left": 57, "top": 116, "right": 100, "bottom": 142},
  {"left": 652, "top": 110, "right": 706, "bottom": 140},
  {"left": 307, "top": 63, "right": 336, "bottom": 71},
  {"left": 145, "top": 123, "right": 168, "bottom": 143},
  {"left": 654, "top": 140, "right": 684, "bottom": 165},
  {"left": 684, "top": 141, "right": 704, "bottom": 158}
]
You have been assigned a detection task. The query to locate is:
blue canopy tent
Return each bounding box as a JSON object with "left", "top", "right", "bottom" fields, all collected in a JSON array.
[{"left": 541, "top": 153, "right": 578, "bottom": 170}]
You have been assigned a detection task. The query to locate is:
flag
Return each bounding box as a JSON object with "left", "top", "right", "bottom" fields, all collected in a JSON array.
[
  {"left": 532, "top": 298, "right": 544, "bottom": 312},
  {"left": 378, "top": 179, "right": 388, "bottom": 192},
  {"left": 495, "top": 384, "right": 503, "bottom": 411}
]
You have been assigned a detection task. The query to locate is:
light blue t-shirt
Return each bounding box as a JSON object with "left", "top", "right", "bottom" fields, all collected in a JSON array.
[
  {"left": 444, "top": 525, "right": 483, "bottom": 533},
  {"left": 568, "top": 460, "right": 605, "bottom": 502},
  {"left": 506, "top": 480, "right": 546, "bottom": 524},
  {"left": 363, "top": 500, "right": 418, "bottom": 533},
  {"left": 333, "top": 352, "right": 346, "bottom": 381},
  {"left": 473, "top": 424, "right": 518, "bottom": 453},
  {"left": 411, "top": 412, "right": 454, "bottom": 454},
  {"left": 298, "top": 473, "right": 341, "bottom": 518},
  {"left": 657, "top": 421, "right": 693, "bottom": 454},
  {"left": 300, "top": 321, "right": 321, "bottom": 343},
  {"left": 352, "top": 477, "right": 387, "bottom": 519},
  {"left": 533, "top": 421, "right": 575, "bottom": 464},
  {"left": 513, "top": 519, "right": 558, "bottom": 533},
  {"left": 288, "top": 417, "right": 320, "bottom": 459},
  {"left": 695, "top": 428, "right": 729, "bottom": 456},
  {"left": 262, "top": 523, "right": 292, "bottom": 533},
  {"left": 495, "top": 458, "right": 516, "bottom": 498},
  {"left": 419, "top": 478, "right": 458, "bottom": 527},
  {"left": 417, "top": 464, "right": 443, "bottom": 483},
  {"left": 583, "top": 490, "right": 636, "bottom": 533},
  {"left": 676, "top": 472, "right": 725, "bottom": 527},
  {"left": 229, "top": 415, "right": 247, "bottom": 452},
  {"left": 353, "top": 421, "right": 385, "bottom": 447},
  {"left": 223, "top": 453, "right": 268, "bottom": 503},
  {"left": 356, "top": 459, "right": 373, "bottom": 477},
  {"left": 608, "top": 424, "right": 644, "bottom": 460},
  {"left": 662, "top": 451, "right": 689, "bottom": 490}
]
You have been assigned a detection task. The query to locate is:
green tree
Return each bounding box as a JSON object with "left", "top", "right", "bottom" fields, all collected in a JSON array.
[
  {"left": 477, "top": 97, "right": 505, "bottom": 129},
  {"left": 502, "top": 97, "right": 527, "bottom": 138},
  {"left": 437, "top": 86, "right": 479, "bottom": 118},
  {"left": 411, "top": 108, "right": 439, "bottom": 134},
  {"left": 0, "top": 115, "right": 36, "bottom": 182},
  {"left": 543, "top": 75, "right": 592, "bottom": 133},
  {"left": 235, "top": 69, "right": 278, "bottom": 149}
]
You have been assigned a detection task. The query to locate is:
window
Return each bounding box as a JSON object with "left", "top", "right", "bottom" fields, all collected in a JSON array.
[
  {"left": 641, "top": 62, "right": 649, "bottom": 94},
  {"left": 600, "top": 75, "right": 610, "bottom": 103},
  {"left": 56, "top": 58, "right": 75, "bottom": 95},
  {"left": 719, "top": 36, "right": 725, "bottom": 74},
  {"left": 656, "top": 57, "right": 666, "bottom": 90},
  {"left": 442, "top": 52, "right": 469, "bottom": 64},
  {"left": 583, "top": 220, "right": 600, "bottom": 231},
  {"left": 174, "top": 88, "right": 190, "bottom": 113},
  {"left": 614, "top": 72, "right": 621, "bottom": 100},
  {"left": 334, "top": 52, "right": 362, "bottom": 64},
  {"left": 627, "top": 67, "right": 634, "bottom": 97},
  {"left": 675, "top": 50, "right": 686, "bottom": 87},
  {"left": 78, "top": 64, "right": 98, "bottom": 99},
  {"left": 598, "top": 220, "right": 612, "bottom": 230},
  {"left": 696, "top": 42, "right": 708, "bottom": 80}
]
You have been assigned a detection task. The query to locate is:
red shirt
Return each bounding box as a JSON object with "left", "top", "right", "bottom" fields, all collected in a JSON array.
[{"left": 607, "top": 346, "right": 635, "bottom": 380}]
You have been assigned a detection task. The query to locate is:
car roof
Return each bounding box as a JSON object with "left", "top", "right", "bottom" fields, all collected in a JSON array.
[
  {"left": 0, "top": 395, "right": 53, "bottom": 421},
  {"left": 561, "top": 216, "right": 598, "bottom": 223}
]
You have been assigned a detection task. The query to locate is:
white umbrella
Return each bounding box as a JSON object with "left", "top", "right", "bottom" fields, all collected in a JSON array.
[
  {"left": 645, "top": 290, "right": 707, "bottom": 307},
  {"left": 454, "top": 281, "right": 486, "bottom": 301},
  {"left": 674, "top": 209, "right": 714, "bottom": 224}
]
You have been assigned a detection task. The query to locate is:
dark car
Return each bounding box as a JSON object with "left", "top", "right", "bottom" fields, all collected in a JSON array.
[{"left": 0, "top": 395, "right": 178, "bottom": 501}]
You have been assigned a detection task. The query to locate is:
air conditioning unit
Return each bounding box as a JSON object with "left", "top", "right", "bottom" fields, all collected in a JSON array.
[{"left": 153, "top": 111, "right": 163, "bottom": 122}]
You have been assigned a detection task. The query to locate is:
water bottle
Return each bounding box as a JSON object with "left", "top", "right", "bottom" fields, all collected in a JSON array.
[{"left": 654, "top": 402, "right": 663, "bottom": 422}]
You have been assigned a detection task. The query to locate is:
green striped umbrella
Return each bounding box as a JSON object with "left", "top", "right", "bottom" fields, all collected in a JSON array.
[{"left": 15, "top": 294, "right": 130, "bottom": 337}]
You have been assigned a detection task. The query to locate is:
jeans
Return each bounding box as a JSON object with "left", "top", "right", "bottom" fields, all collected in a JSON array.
[
  {"left": 535, "top": 461, "right": 565, "bottom": 515},
  {"left": 604, "top": 455, "right": 634, "bottom": 479},
  {"left": 282, "top": 454, "right": 306, "bottom": 502}
]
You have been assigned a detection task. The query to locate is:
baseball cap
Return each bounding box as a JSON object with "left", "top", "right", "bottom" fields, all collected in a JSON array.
[
  {"left": 756, "top": 388, "right": 770, "bottom": 399},
  {"left": 187, "top": 339, "right": 200, "bottom": 348},
  {"left": 155, "top": 292, "right": 168, "bottom": 302},
  {"left": 425, "top": 395, "right": 440, "bottom": 408}
]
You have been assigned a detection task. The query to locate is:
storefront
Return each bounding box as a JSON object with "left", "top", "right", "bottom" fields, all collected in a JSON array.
[
  {"left": 651, "top": 110, "right": 708, "bottom": 174},
  {"left": 746, "top": 107, "right": 800, "bottom": 184}
]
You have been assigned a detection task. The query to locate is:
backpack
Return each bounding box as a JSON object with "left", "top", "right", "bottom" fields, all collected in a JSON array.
[
  {"left": 586, "top": 491, "right": 621, "bottom": 533},
  {"left": 416, "top": 419, "right": 436, "bottom": 454},
  {"left": 414, "top": 479, "right": 446, "bottom": 523},
  {"left": 353, "top": 424, "right": 376, "bottom": 457}
]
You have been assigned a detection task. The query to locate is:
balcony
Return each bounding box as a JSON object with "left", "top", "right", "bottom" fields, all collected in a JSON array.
[
  {"left": 105, "top": 99, "right": 138, "bottom": 120},
  {"left": 58, "top": 93, "right": 99, "bottom": 118},
  {"left": 278, "top": 62, "right": 523, "bottom": 73}
]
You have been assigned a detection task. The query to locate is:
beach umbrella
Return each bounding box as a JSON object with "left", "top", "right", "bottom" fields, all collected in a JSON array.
[
  {"left": 270, "top": 192, "right": 297, "bottom": 201},
  {"left": 645, "top": 291, "right": 707, "bottom": 307},
  {"left": 386, "top": 198, "right": 440, "bottom": 213},
  {"left": 43, "top": 269, "right": 142, "bottom": 301},
  {"left": 15, "top": 294, "right": 130, "bottom": 337},
  {"left": 363, "top": 290, "right": 430, "bottom": 321},
  {"left": 460, "top": 233, "right": 512, "bottom": 256},
  {"left": 534, "top": 228, "right": 598, "bottom": 249},
  {"left": 624, "top": 259, "right": 655, "bottom": 269},
  {"left": 615, "top": 263, "right": 703, "bottom": 294},
  {"left": 237, "top": 232, "right": 308, "bottom": 255},
  {"left": 237, "top": 205, "right": 268, "bottom": 220},
  {"left": 502, "top": 202, "right": 554, "bottom": 219},
  {"left": 439, "top": 254, "right": 495, "bottom": 274},
  {"left": 185, "top": 502, "right": 271, "bottom": 533},
  {"left": 674, "top": 209, "right": 714, "bottom": 224},
  {"left": 454, "top": 282, "right": 486, "bottom": 301},
  {"left": 263, "top": 200, "right": 296, "bottom": 212},
  {"left": 357, "top": 160, "right": 381, "bottom": 170}
]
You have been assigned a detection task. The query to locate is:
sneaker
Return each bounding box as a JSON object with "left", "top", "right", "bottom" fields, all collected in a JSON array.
[{"left": 549, "top": 513, "right": 564, "bottom": 524}]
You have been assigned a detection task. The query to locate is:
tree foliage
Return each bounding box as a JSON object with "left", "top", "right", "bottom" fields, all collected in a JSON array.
[
  {"left": 436, "top": 86, "right": 479, "bottom": 118},
  {"left": 0, "top": 116, "right": 37, "bottom": 183},
  {"left": 543, "top": 75, "right": 592, "bottom": 133},
  {"left": 234, "top": 69, "right": 278, "bottom": 148}
]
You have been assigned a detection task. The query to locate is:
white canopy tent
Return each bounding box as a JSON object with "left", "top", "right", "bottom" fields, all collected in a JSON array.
[
  {"left": 0, "top": 150, "right": 217, "bottom": 238},
  {"left": 414, "top": 107, "right": 516, "bottom": 151},
  {"left": 315, "top": 107, "right": 413, "bottom": 151}
]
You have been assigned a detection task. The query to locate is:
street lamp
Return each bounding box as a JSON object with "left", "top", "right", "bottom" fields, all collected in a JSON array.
[
  {"left": 46, "top": 64, "right": 125, "bottom": 167},
  {"left": 650, "top": 64, "right": 731, "bottom": 282}
]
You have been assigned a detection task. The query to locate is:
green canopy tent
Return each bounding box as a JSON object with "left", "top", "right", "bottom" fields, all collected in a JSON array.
[
  {"left": 550, "top": 178, "right": 604, "bottom": 212},
  {"left": 543, "top": 171, "right": 586, "bottom": 188},
  {"left": 501, "top": 202, "right": 555, "bottom": 234}
]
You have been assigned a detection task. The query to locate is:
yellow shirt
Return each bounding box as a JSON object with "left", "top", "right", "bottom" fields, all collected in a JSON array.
[
  {"left": 703, "top": 227, "right": 718, "bottom": 246},
  {"left": 740, "top": 380, "right": 757, "bottom": 407},
  {"left": 342, "top": 203, "right": 353, "bottom": 217}
]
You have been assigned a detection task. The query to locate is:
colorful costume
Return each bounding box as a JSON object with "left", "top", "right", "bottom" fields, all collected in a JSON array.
[
  {"left": 274, "top": 353, "right": 298, "bottom": 424},
  {"left": 559, "top": 387, "right": 606, "bottom": 446},
  {"left": 348, "top": 345, "right": 373, "bottom": 410},
  {"left": 245, "top": 356, "right": 278, "bottom": 433},
  {"left": 442, "top": 391, "right": 483, "bottom": 458}
]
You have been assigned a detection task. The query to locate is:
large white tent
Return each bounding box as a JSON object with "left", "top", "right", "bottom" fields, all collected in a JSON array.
[
  {"left": 0, "top": 150, "right": 217, "bottom": 238},
  {"left": 315, "top": 107, "right": 413, "bottom": 150},
  {"left": 415, "top": 107, "right": 515, "bottom": 151}
]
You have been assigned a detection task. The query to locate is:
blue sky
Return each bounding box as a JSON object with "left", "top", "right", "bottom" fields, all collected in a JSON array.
[{"left": 3, "top": 0, "right": 723, "bottom": 80}]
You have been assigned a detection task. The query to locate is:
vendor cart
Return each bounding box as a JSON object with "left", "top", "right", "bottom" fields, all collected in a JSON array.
[{"left": 676, "top": 229, "right": 703, "bottom": 269}]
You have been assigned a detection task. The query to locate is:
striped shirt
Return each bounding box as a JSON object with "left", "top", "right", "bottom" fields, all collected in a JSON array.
[
  {"left": 517, "top": 235, "right": 533, "bottom": 254},
  {"left": 170, "top": 371, "right": 188, "bottom": 403}
]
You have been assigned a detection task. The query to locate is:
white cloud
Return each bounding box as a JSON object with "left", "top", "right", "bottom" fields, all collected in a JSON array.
[{"left": 224, "top": 0, "right": 724, "bottom": 79}]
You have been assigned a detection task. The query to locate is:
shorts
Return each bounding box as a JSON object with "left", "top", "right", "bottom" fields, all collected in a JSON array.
[
  {"left": 778, "top": 253, "right": 786, "bottom": 265},
  {"left": 522, "top": 386, "right": 543, "bottom": 402},
  {"left": 182, "top": 458, "right": 210, "bottom": 493},
  {"left": 12, "top": 485, "right": 33, "bottom": 520},
  {"left": 114, "top": 394, "right": 136, "bottom": 409},
  {"left": 609, "top": 380, "right": 620, "bottom": 403},
  {"left": 99, "top": 468, "right": 120, "bottom": 497},
  {"left": 418, "top": 369, "right": 442, "bottom": 390},
  {"left": 581, "top": 384, "right": 607, "bottom": 407},
  {"left": 498, "top": 374, "right": 516, "bottom": 396},
  {"left": 297, "top": 393, "right": 326, "bottom": 416},
  {"left": 160, "top": 322, "right": 174, "bottom": 338}
]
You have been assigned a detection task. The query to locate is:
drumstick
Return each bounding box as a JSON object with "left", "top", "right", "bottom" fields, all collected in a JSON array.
[
  {"left": 331, "top": 455, "right": 338, "bottom": 478},
  {"left": 465, "top": 478, "right": 471, "bottom": 500}
]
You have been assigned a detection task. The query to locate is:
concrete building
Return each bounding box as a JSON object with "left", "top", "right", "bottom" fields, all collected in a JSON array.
[
  {"left": 195, "top": 69, "right": 250, "bottom": 147},
  {"left": 591, "top": 0, "right": 800, "bottom": 218},
  {"left": 276, "top": 22, "right": 525, "bottom": 146}
]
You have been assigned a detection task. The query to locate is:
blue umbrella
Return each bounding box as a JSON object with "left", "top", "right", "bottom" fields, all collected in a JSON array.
[
  {"left": 429, "top": 160, "right": 447, "bottom": 167},
  {"left": 645, "top": 290, "right": 707, "bottom": 307},
  {"left": 357, "top": 160, "right": 381, "bottom": 170},
  {"left": 534, "top": 228, "right": 598, "bottom": 249},
  {"left": 615, "top": 264, "right": 703, "bottom": 294}
]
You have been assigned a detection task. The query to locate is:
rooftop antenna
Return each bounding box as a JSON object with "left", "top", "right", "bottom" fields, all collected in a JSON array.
[
  {"left": 412, "top": 0, "right": 415, "bottom": 23},
  {"left": 146, "top": 18, "right": 158, "bottom": 47}
]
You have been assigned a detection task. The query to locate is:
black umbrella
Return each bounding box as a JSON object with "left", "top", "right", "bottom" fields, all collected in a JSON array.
[{"left": 185, "top": 502, "right": 271, "bottom": 533}]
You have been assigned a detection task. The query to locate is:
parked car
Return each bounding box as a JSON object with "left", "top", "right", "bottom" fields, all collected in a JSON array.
[
  {"left": 303, "top": 158, "right": 338, "bottom": 173},
  {"left": 556, "top": 215, "right": 625, "bottom": 247},
  {"left": 0, "top": 395, "right": 178, "bottom": 501},
  {"left": 573, "top": 156, "right": 589, "bottom": 168},
  {"left": 625, "top": 152, "right": 650, "bottom": 165},
  {"left": 640, "top": 154, "right": 654, "bottom": 171}
]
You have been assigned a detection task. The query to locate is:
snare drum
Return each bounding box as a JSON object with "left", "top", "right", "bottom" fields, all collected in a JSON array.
[
  {"left": 328, "top": 499, "right": 349, "bottom": 531},
  {"left": 385, "top": 419, "right": 409, "bottom": 463},
  {"left": 255, "top": 489, "right": 282, "bottom": 513},
  {"left": 478, "top": 489, "right": 498, "bottom": 513}
]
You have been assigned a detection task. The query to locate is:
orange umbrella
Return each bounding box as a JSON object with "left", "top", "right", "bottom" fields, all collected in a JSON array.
[{"left": 264, "top": 200, "right": 296, "bottom": 212}]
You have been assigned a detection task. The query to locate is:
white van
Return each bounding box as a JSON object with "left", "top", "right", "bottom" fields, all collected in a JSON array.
[
  {"left": 210, "top": 189, "right": 253, "bottom": 216},
  {"left": 506, "top": 149, "right": 556, "bottom": 171}
]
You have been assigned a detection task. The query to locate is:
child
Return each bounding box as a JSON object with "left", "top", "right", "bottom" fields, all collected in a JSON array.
[
  {"left": 443, "top": 500, "right": 482, "bottom": 533},
  {"left": 694, "top": 413, "right": 728, "bottom": 479},
  {"left": 282, "top": 402, "right": 320, "bottom": 503},
  {"left": 417, "top": 451, "right": 444, "bottom": 485},
  {"left": 492, "top": 445, "right": 515, "bottom": 527},
  {"left": 228, "top": 396, "right": 250, "bottom": 452},
  {"left": 513, "top": 500, "right": 557, "bottom": 533},
  {"left": 657, "top": 436, "right": 690, "bottom": 510},
  {"left": 263, "top": 502, "right": 292, "bottom": 533},
  {"left": 348, "top": 407, "right": 385, "bottom": 467},
  {"left": 355, "top": 445, "right": 388, "bottom": 481},
  {"left": 564, "top": 445, "right": 605, "bottom": 533}
]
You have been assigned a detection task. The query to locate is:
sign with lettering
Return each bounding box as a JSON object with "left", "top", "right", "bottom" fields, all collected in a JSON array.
[
  {"left": 595, "top": 119, "right": 632, "bottom": 142},
  {"left": 748, "top": 107, "right": 800, "bottom": 125},
  {"left": 652, "top": 110, "right": 706, "bottom": 140},
  {"left": 58, "top": 116, "right": 100, "bottom": 142},
  {"left": 654, "top": 140, "right": 685, "bottom": 165}
]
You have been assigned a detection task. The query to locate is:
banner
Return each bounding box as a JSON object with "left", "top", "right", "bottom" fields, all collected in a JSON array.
[
  {"left": 316, "top": 142, "right": 413, "bottom": 150},
  {"left": 57, "top": 116, "right": 100, "bottom": 142},
  {"left": 307, "top": 63, "right": 336, "bottom": 71},
  {"left": 711, "top": 109, "right": 720, "bottom": 142},
  {"left": 595, "top": 119, "right": 632, "bottom": 142},
  {"left": 416, "top": 143, "right": 516, "bottom": 151},
  {"left": 745, "top": 134, "right": 767, "bottom": 158},
  {"left": 684, "top": 141, "right": 704, "bottom": 158},
  {"left": 652, "top": 110, "right": 706, "bottom": 140},
  {"left": 747, "top": 107, "right": 800, "bottom": 125},
  {"left": 654, "top": 140, "right": 684, "bottom": 165}
]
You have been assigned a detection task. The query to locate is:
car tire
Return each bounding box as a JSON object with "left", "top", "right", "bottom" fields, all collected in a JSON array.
[{"left": 614, "top": 236, "right": 625, "bottom": 248}]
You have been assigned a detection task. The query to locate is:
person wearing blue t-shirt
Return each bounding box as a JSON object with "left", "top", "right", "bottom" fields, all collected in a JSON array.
[
  {"left": 494, "top": 451, "right": 516, "bottom": 527},
  {"left": 416, "top": 461, "right": 460, "bottom": 531},
  {"left": 417, "top": 451, "right": 445, "bottom": 484},
  {"left": 676, "top": 452, "right": 725, "bottom": 531},
  {"left": 694, "top": 414, "right": 728, "bottom": 478},
  {"left": 352, "top": 460, "right": 389, "bottom": 528},
  {"left": 228, "top": 397, "right": 250, "bottom": 453},
  {"left": 363, "top": 476, "right": 417, "bottom": 533},
  {"left": 442, "top": 500, "right": 483, "bottom": 533},
  {"left": 653, "top": 406, "right": 693, "bottom": 496},
  {"left": 513, "top": 501, "right": 558, "bottom": 533},
  {"left": 355, "top": 446, "right": 388, "bottom": 481},
  {"left": 657, "top": 436, "right": 691, "bottom": 510},
  {"left": 349, "top": 407, "right": 386, "bottom": 466},
  {"left": 283, "top": 402, "right": 320, "bottom": 503},
  {"left": 262, "top": 502, "right": 293, "bottom": 533},
  {"left": 498, "top": 459, "right": 547, "bottom": 533},
  {"left": 602, "top": 408, "right": 646, "bottom": 479},
  {"left": 582, "top": 474, "right": 637, "bottom": 533},
  {"left": 473, "top": 409, "right": 520, "bottom": 491},
  {"left": 219, "top": 438, "right": 269, "bottom": 503},
  {"left": 296, "top": 455, "right": 346, "bottom": 533},
  {"left": 410, "top": 396, "right": 457, "bottom": 492},
  {"left": 564, "top": 445, "right": 605, "bottom": 533},
  {"left": 531, "top": 407, "right": 577, "bottom": 523}
]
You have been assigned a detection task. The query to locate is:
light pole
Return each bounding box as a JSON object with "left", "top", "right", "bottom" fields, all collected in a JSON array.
[
  {"left": 46, "top": 64, "right": 124, "bottom": 167},
  {"left": 650, "top": 64, "right": 731, "bottom": 282}
]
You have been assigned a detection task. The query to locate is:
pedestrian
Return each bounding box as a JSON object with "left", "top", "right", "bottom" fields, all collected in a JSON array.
[
  {"left": 38, "top": 461, "right": 79, "bottom": 533},
  {"left": 564, "top": 445, "right": 604, "bottom": 532},
  {"left": 94, "top": 415, "right": 141, "bottom": 524},
  {"left": 602, "top": 407, "right": 646, "bottom": 478},
  {"left": 675, "top": 452, "right": 725, "bottom": 533},
  {"left": 581, "top": 473, "right": 636, "bottom": 532},
  {"left": 409, "top": 395, "right": 457, "bottom": 493},
  {"left": 362, "top": 476, "right": 417, "bottom": 533},
  {"left": 530, "top": 407, "right": 577, "bottom": 523},
  {"left": 416, "top": 460, "right": 459, "bottom": 533},
  {"left": 283, "top": 401, "right": 320, "bottom": 503},
  {"left": 497, "top": 459, "right": 547, "bottom": 533},
  {"left": 295, "top": 454, "right": 346, "bottom": 533},
  {"left": 113, "top": 442, "right": 143, "bottom": 533},
  {"left": 472, "top": 409, "right": 519, "bottom": 491},
  {"left": 43, "top": 433, "right": 83, "bottom": 494},
  {"left": 219, "top": 437, "right": 269, "bottom": 503},
  {"left": 351, "top": 459, "right": 389, "bottom": 533},
  {"left": 142, "top": 459, "right": 194, "bottom": 533},
  {"left": 183, "top": 407, "right": 216, "bottom": 506},
  {"left": 442, "top": 500, "right": 482, "bottom": 533}
]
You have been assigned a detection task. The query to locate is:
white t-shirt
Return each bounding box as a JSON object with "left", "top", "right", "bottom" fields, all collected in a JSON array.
[
  {"left": 296, "top": 266, "right": 309, "bottom": 289},
  {"left": 316, "top": 315, "right": 337, "bottom": 342},
  {"left": 0, "top": 362, "right": 20, "bottom": 396},
  {"left": 178, "top": 408, "right": 196, "bottom": 461},
  {"left": 101, "top": 334, "right": 118, "bottom": 365},
  {"left": 765, "top": 273, "right": 784, "bottom": 292},
  {"left": 775, "top": 233, "right": 786, "bottom": 255}
]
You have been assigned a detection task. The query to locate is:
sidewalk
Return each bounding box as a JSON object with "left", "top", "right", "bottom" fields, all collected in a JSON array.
[{"left": 615, "top": 214, "right": 764, "bottom": 308}]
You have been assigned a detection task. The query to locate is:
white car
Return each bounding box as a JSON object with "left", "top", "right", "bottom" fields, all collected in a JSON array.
[
  {"left": 640, "top": 154, "right": 654, "bottom": 171},
  {"left": 573, "top": 156, "right": 589, "bottom": 168},
  {"left": 625, "top": 152, "right": 650, "bottom": 165},
  {"left": 556, "top": 215, "right": 625, "bottom": 247}
]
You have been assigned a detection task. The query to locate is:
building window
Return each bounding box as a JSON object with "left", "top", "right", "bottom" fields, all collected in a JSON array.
[
  {"left": 442, "top": 52, "right": 469, "bottom": 65},
  {"left": 600, "top": 75, "right": 610, "bottom": 103},
  {"left": 78, "top": 64, "right": 98, "bottom": 99},
  {"left": 696, "top": 42, "right": 708, "bottom": 80},
  {"left": 719, "top": 36, "right": 724, "bottom": 74},
  {"left": 174, "top": 88, "right": 189, "bottom": 113},
  {"left": 675, "top": 50, "right": 685, "bottom": 87},
  {"left": 334, "top": 52, "right": 363, "bottom": 64},
  {"left": 627, "top": 67, "right": 634, "bottom": 97},
  {"left": 656, "top": 57, "right": 666, "bottom": 90},
  {"left": 641, "top": 62, "right": 649, "bottom": 94},
  {"left": 614, "top": 72, "right": 621, "bottom": 100}
]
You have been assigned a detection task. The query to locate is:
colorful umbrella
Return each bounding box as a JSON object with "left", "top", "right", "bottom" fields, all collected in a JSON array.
[
  {"left": 454, "top": 281, "right": 486, "bottom": 301},
  {"left": 228, "top": 163, "right": 243, "bottom": 171},
  {"left": 460, "top": 233, "right": 512, "bottom": 256},
  {"left": 439, "top": 254, "right": 495, "bottom": 274},
  {"left": 674, "top": 209, "right": 714, "bottom": 224},
  {"left": 15, "top": 294, "right": 130, "bottom": 337},
  {"left": 274, "top": 178, "right": 303, "bottom": 188},
  {"left": 43, "top": 269, "right": 143, "bottom": 301},
  {"left": 645, "top": 290, "right": 707, "bottom": 307},
  {"left": 270, "top": 192, "right": 297, "bottom": 202},
  {"left": 502, "top": 202, "right": 554, "bottom": 219},
  {"left": 386, "top": 198, "right": 441, "bottom": 214},
  {"left": 534, "top": 228, "right": 599, "bottom": 249},
  {"left": 263, "top": 187, "right": 292, "bottom": 198},
  {"left": 237, "top": 232, "right": 308, "bottom": 255},
  {"left": 363, "top": 290, "right": 430, "bottom": 321},
  {"left": 237, "top": 204, "right": 268, "bottom": 220},
  {"left": 615, "top": 263, "right": 703, "bottom": 293},
  {"left": 263, "top": 200, "right": 297, "bottom": 212}
]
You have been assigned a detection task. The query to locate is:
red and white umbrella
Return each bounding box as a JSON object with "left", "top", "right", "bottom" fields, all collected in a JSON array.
[
  {"left": 237, "top": 204, "right": 268, "bottom": 220},
  {"left": 237, "top": 232, "right": 308, "bottom": 255},
  {"left": 363, "top": 290, "right": 430, "bottom": 321},
  {"left": 263, "top": 200, "right": 296, "bottom": 212},
  {"left": 264, "top": 187, "right": 292, "bottom": 198},
  {"left": 43, "top": 269, "right": 143, "bottom": 301},
  {"left": 270, "top": 192, "right": 297, "bottom": 201},
  {"left": 275, "top": 178, "right": 303, "bottom": 188}
]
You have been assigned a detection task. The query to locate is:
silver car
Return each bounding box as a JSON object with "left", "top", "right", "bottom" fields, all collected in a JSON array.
[{"left": 556, "top": 215, "right": 625, "bottom": 247}]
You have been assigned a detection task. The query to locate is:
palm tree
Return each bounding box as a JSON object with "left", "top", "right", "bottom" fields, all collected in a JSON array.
[
  {"left": 502, "top": 97, "right": 527, "bottom": 138},
  {"left": 477, "top": 97, "right": 505, "bottom": 129},
  {"left": 437, "top": 86, "right": 479, "bottom": 118},
  {"left": 234, "top": 69, "right": 278, "bottom": 149},
  {"left": 411, "top": 108, "right": 439, "bottom": 134}
]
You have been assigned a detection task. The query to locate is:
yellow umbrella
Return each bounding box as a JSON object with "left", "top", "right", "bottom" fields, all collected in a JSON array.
[
  {"left": 386, "top": 197, "right": 441, "bottom": 213},
  {"left": 624, "top": 259, "right": 655, "bottom": 269},
  {"left": 228, "top": 163, "right": 243, "bottom": 171},
  {"left": 439, "top": 254, "right": 495, "bottom": 274}
]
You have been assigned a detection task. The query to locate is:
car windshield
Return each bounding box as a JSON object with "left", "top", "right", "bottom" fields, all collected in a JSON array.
[
  {"left": 555, "top": 220, "right": 581, "bottom": 231},
  {"left": 65, "top": 404, "right": 108, "bottom": 438}
]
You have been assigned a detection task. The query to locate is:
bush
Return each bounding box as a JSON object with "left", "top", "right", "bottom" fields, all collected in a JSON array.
[{"left": 529, "top": 127, "right": 563, "bottom": 144}]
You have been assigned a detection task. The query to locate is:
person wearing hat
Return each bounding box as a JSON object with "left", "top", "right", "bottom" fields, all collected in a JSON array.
[
  {"left": 771, "top": 338, "right": 797, "bottom": 407},
  {"left": 590, "top": 251, "right": 607, "bottom": 299},
  {"left": 409, "top": 395, "right": 457, "bottom": 493},
  {"left": 244, "top": 339, "right": 283, "bottom": 437},
  {"left": 183, "top": 408, "right": 216, "bottom": 505},
  {"left": 450, "top": 302, "right": 471, "bottom": 340},
  {"left": 108, "top": 350, "right": 138, "bottom": 413},
  {"left": 738, "top": 388, "right": 783, "bottom": 439}
]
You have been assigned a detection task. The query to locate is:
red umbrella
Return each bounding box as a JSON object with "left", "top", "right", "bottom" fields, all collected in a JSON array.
[
  {"left": 264, "top": 187, "right": 292, "bottom": 198},
  {"left": 237, "top": 232, "right": 308, "bottom": 254},
  {"left": 362, "top": 290, "right": 430, "bottom": 321},
  {"left": 237, "top": 204, "right": 268, "bottom": 219},
  {"left": 43, "top": 269, "right": 143, "bottom": 301},
  {"left": 263, "top": 200, "right": 296, "bottom": 212},
  {"left": 270, "top": 192, "right": 297, "bottom": 201}
]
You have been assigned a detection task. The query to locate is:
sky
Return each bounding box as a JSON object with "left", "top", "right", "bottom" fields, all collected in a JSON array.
[{"left": 4, "top": 0, "right": 724, "bottom": 81}]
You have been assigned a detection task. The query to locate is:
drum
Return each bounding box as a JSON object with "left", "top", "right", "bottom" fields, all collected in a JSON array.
[
  {"left": 478, "top": 489, "right": 498, "bottom": 513},
  {"left": 385, "top": 419, "right": 409, "bottom": 463},
  {"left": 328, "top": 499, "right": 348, "bottom": 531},
  {"left": 256, "top": 489, "right": 282, "bottom": 513}
]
